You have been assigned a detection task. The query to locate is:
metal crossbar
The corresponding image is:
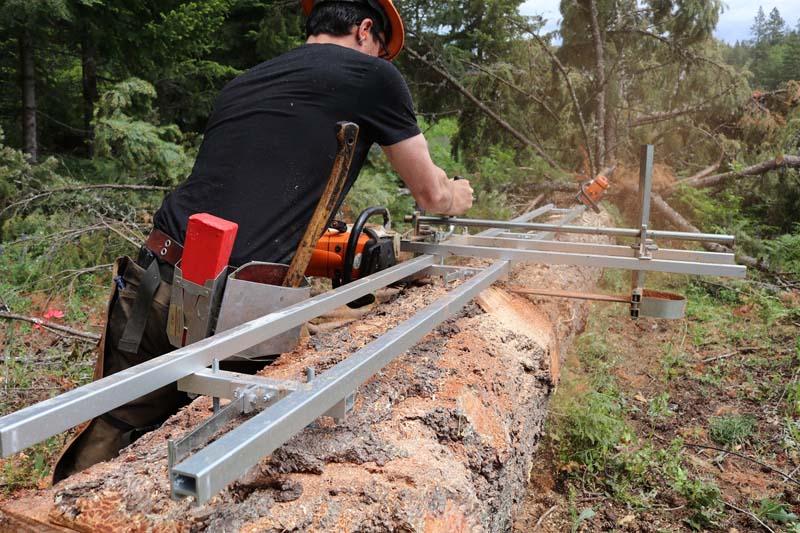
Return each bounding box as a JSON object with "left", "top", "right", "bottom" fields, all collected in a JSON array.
[{"left": 410, "top": 214, "right": 736, "bottom": 245}]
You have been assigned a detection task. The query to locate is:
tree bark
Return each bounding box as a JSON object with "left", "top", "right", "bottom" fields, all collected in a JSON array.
[
  {"left": 672, "top": 155, "right": 800, "bottom": 190},
  {"left": 19, "top": 28, "right": 38, "bottom": 163},
  {"left": 80, "top": 21, "right": 98, "bottom": 153},
  {"left": 588, "top": 0, "right": 606, "bottom": 170}
]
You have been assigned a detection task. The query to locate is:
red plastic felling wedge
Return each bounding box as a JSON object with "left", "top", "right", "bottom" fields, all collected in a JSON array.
[{"left": 181, "top": 213, "right": 238, "bottom": 285}]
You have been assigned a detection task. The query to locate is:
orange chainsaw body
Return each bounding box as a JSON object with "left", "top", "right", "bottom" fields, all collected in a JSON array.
[
  {"left": 305, "top": 229, "right": 371, "bottom": 281},
  {"left": 579, "top": 174, "right": 609, "bottom": 207}
]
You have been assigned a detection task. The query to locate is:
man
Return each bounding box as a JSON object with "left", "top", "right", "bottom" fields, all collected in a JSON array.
[{"left": 53, "top": 0, "right": 473, "bottom": 481}]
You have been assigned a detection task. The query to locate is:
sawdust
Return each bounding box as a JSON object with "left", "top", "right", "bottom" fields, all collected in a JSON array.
[{"left": 614, "top": 163, "right": 678, "bottom": 191}]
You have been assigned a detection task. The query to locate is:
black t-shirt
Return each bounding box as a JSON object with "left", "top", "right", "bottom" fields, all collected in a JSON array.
[{"left": 154, "top": 44, "right": 420, "bottom": 267}]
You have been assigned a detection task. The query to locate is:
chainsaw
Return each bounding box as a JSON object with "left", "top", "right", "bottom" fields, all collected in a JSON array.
[{"left": 306, "top": 206, "right": 399, "bottom": 289}]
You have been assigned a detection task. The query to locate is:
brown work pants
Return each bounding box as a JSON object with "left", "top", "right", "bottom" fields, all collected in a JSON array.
[{"left": 52, "top": 255, "right": 189, "bottom": 483}]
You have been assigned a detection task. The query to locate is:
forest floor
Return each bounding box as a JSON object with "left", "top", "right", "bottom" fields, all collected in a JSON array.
[{"left": 514, "top": 268, "right": 800, "bottom": 533}]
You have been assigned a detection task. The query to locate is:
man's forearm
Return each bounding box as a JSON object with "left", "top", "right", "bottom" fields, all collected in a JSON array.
[{"left": 382, "top": 134, "right": 473, "bottom": 215}]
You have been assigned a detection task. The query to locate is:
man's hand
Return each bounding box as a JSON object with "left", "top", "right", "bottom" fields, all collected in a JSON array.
[
  {"left": 446, "top": 177, "right": 473, "bottom": 215},
  {"left": 382, "top": 134, "right": 473, "bottom": 215}
]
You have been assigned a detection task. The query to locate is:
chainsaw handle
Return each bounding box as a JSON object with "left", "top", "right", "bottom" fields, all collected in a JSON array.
[{"left": 342, "top": 206, "right": 390, "bottom": 285}]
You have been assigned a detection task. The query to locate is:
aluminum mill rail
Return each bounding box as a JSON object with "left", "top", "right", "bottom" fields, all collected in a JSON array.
[
  {"left": 0, "top": 255, "right": 436, "bottom": 456},
  {"left": 170, "top": 202, "right": 585, "bottom": 503},
  {"left": 0, "top": 164, "right": 746, "bottom": 505}
]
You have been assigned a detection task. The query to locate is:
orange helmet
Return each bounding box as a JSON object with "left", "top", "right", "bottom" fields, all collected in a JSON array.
[{"left": 302, "top": 0, "right": 405, "bottom": 60}]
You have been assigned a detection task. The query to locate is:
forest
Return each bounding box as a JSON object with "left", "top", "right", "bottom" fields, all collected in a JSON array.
[
  {"left": 0, "top": 0, "right": 799, "bottom": 277},
  {"left": 1, "top": 0, "right": 800, "bottom": 531}
]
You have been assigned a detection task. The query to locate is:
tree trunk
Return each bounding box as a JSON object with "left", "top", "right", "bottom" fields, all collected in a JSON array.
[
  {"left": 1, "top": 213, "right": 615, "bottom": 532},
  {"left": 588, "top": 0, "right": 606, "bottom": 170},
  {"left": 604, "top": 97, "right": 616, "bottom": 164},
  {"left": 672, "top": 154, "right": 800, "bottom": 190},
  {"left": 19, "top": 28, "right": 37, "bottom": 163},
  {"left": 81, "top": 22, "right": 98, "bottom": 153},
  {"left": 645, "top": 191, "right": 770, "bottom": 272}
]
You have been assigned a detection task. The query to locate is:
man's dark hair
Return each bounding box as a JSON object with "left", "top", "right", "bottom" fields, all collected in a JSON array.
[{"left": 306, "top": 2, "right": 387, "bottom": 42}]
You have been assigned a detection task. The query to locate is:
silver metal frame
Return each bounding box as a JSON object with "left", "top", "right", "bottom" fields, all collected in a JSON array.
[
  {"left": 0, "top": 255, "right": 435, "bottom": 456},
  {"left": 447, "top": 235, "right": 737, "bottom": 265},
  {"left": 401, "top": 240, "right": 745, "bottom": 278},
  {"left": 171, "top": 260, "right": 510, "bottom": 503}
]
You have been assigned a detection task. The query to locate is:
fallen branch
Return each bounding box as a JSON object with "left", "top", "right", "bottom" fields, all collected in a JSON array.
[
  {"left": 518, "top": 193, "right": 544, "bottom": 217},
  {"left": 1, "top": 183, "right": 170, "bottom": 216},
  {"left": 403, "top": 46, "right": 565, "bottom": 174},
  {"left": 533, "top": 504, "right": 558, "bottom": 532},
  {"left": 684, "top": 441, "right": 800, "bottom": 488},
  {"left": 684, "top": 160, "right": 721, "bottom": 184},
  {"left": 454, "top": 58, "right": 560, "bottom": 122},
  {"left": 723, "top": 500, "right": 776, "bottom": 533},
  {"left": 628, "top": 85, "right": 736, "bottom": 128},
  {"left": 647, "top": 192, "right": 770, "bottom": 272},
  {"left": 701, "top": 346, "right": 755, "bottom": 363},
  {"left": 674, "top": 155, "right": 800, "bottom": 190},
  {"left": 0, "top": 311, "right": 101, "bottom": 341}
]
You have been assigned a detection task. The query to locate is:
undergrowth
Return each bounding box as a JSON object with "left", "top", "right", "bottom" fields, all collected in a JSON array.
[{"left": 541, "top": 267, "right": 800, "bottom": 531}]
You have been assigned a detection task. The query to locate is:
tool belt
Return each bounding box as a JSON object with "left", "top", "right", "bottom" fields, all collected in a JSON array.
[
  {"left": 118, "top": 228, "right": 183, "bottom": 355},
  {"left": 144, "top": 227, "right": 183, "bottom": 268},
  {"left": 122, "top": 228, "right": 311, "bottom": 358}
]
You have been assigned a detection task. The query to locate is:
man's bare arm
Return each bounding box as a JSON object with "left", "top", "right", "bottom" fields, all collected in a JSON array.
[{"left": 381, "top": 133, "right": 473, "bottom": 215}]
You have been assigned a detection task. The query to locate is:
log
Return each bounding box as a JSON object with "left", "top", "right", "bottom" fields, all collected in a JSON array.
[
  {"left": 0, "top": 212, "right": 612, "bottom": 533},
  {"left": 648, "top": 192, "right": 769, "bottom": 272},
  {"left": 673, "top": 154, "right": 800, "bottom": 190}
]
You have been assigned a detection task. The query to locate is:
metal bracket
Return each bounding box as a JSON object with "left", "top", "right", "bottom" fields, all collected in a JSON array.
[
  {"left": 324, "top": 393, "right": 356, "bottom": 422},
  {"left": 167, "top": 265, "right": 228, "bottom": 347}
]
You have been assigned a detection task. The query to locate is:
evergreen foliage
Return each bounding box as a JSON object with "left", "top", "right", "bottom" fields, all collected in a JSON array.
[
  {"left": 92, "top": 78, "right": 195, "bottom": 185},
  {"left": 0, "top": 0, "right": 798, "bottom": 286}
]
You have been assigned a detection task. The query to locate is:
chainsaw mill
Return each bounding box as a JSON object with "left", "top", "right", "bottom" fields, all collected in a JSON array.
[{"left": 0, "top": 145, "right": 745, "bottom": 505}]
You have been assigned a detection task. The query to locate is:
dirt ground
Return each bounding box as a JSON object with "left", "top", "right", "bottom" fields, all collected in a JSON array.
[{"left": 513, "top": 273, "right": 800, "bottom": 532}]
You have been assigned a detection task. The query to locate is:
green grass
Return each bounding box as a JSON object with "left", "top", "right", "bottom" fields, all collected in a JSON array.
[
  {"left": 541, "top": 266, "right": 800, "bottom": 531},
  {"left": 708, "top": 414, "right": 757, "bottom": 446}
]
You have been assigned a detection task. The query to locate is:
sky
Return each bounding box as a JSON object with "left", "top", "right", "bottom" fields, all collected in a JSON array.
[{"left": 519, "top": 0, "right": 800, "bottom": 44}]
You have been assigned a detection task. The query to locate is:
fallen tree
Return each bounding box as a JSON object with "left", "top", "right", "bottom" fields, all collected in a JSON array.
[
  {"left": 0, "top": 211, "right": 612, "bottom": 533},
  {"left": 670, "top": 154, "right": 800, "bottom": 191}
]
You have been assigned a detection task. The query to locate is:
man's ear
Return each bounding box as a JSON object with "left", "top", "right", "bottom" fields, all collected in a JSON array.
[{"left": 358, "top": 18, "right": 374, "bottom": 41}]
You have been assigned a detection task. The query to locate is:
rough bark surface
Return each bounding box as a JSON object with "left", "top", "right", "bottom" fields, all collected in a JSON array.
[
  {"left": 19, "top": 28, "right": 38, "bottom": 163},
  {"left": 1, "top": 211, "right": 611, "bottom": 533}
]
